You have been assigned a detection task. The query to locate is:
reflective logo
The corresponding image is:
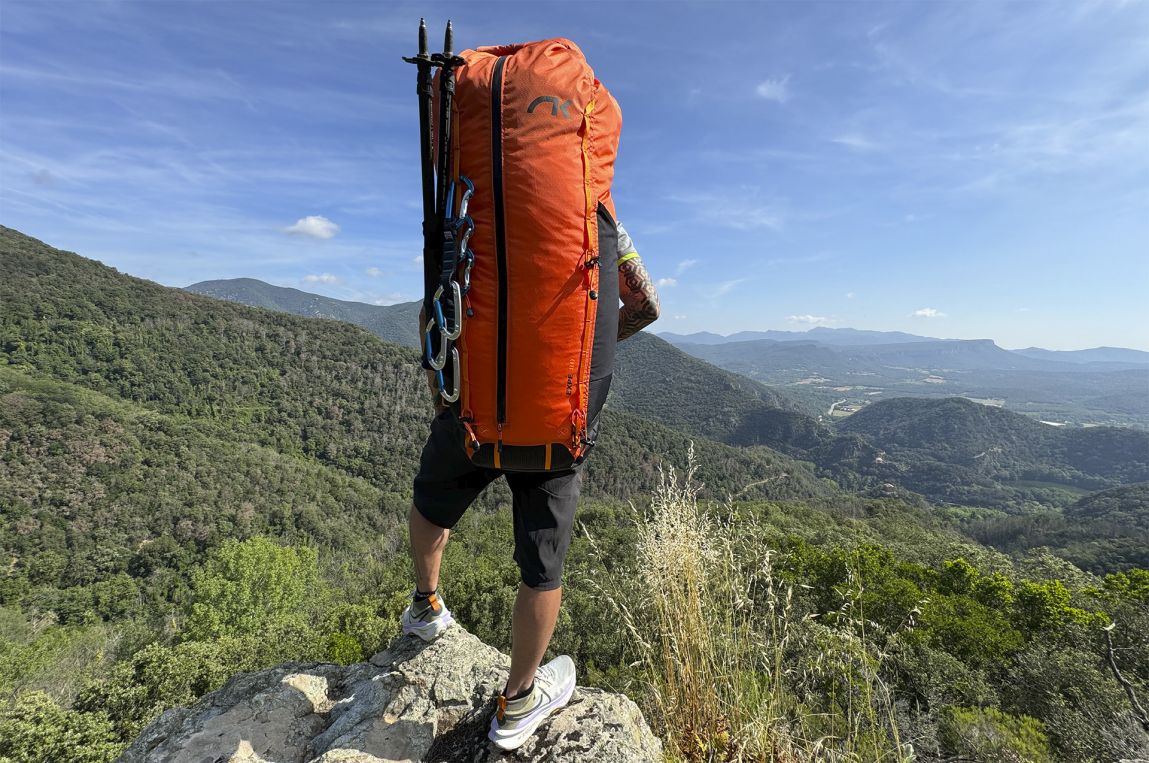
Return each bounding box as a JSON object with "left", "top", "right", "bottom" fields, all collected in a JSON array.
[{"left": 527, "top": 95, "right": 574, "bottom": 119}]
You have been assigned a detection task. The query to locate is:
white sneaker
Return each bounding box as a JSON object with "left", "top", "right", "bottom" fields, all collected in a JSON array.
[
  {"left": 488, "top": 655, "right": 576, "bottom": 751},
  {"left": 400, "top": 590, "right": 455, "bottom": 642}
]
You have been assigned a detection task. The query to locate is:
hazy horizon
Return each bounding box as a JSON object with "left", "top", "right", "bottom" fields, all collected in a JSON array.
[{"left": 2, "top": 1, "right": 1147, "bottom": 351}]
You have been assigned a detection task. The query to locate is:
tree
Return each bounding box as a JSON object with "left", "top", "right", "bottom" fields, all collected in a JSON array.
[{"left": 183, "top": 537, "right": 318, "bottom": 640}]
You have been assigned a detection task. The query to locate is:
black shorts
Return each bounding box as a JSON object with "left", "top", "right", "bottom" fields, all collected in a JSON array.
[{"left": 412, "top": 411, "right": 583, "bottom": 591}]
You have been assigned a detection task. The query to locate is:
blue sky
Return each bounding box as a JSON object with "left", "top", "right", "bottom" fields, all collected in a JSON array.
[{"left": 2, "top": 0, "right": 1147, "bottom": 350}]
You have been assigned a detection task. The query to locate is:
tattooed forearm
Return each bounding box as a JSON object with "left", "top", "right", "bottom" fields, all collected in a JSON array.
[{"left": 617, "top": 257, "right": 661, "bottom": 341}]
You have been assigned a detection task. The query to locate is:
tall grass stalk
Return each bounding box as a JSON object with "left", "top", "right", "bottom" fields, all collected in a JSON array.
[{"left": 587, "top": 447, "right": 910, "bottom": 762}]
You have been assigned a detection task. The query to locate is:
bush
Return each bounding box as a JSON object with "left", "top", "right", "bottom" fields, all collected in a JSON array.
[
  {"left": 0, "top": 691, "right": 123, "bottom": 763},
  {"left": 939, "top": 706, "right": 1053, "bottom": 763},
  {"left": 183, "top": 536, "right": 319, "bottom": 640}
]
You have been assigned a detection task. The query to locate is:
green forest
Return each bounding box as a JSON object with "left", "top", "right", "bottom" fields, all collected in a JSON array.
[{"left": 2, "top": 226, "right": 1147, "bottom": 762}]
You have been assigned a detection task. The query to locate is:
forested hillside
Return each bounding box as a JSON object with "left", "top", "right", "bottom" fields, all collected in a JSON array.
[
  {"left": 186, "top": 278, "right": 420, "bottom": 348},
  {"left": 838, "top": 397, "right": 1149, "bottom": 507}
]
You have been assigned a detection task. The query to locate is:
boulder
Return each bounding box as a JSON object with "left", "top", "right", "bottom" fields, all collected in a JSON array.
[{"left": 117, "top": 626, "right": 662, "bottom": 763}]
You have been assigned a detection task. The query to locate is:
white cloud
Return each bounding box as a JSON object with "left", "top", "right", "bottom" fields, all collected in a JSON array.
[
  {"left": 831, "top": 133, "right": 877, "bottom": 151},
  {"left": 366, "top": 266, "right": 383, "bottom": 277},
  {"left": 846, "top": 291, "right": 856, "bottom": 299},
  {"left": 303, "top": 273, "right": 339, "bottom": 284},
  {"left": 371, "top": 292, "right": 409, "bottom": 306},
  {"left": 673, "top": 314, "right": 688, "bottom": 320},
  {"left": 412, "top": 254, "right": 423, "bottom": 264},
  {"left": 675, "top": 258, "right": 698, "bottom": 275},
  {"left": 755, "top": 75, "right": 791, "bottom": 103},
  {"left": 1016, "top": 307, "right": 1032, "bottom": 312},
  {"left": 284, "top": 215, "right": 340, "bottom": 239},
  {"left": 787, "top": 314, "right": 835, "bottom": 326},
  {"left": 703, "top": 279, "right": 745, "bottom": 299},
  {"left": 911, "top": 307, "right": 946, "bottom": 318},
  {"left": 656, "top": 277, "right": 677, "bottom": 288}
]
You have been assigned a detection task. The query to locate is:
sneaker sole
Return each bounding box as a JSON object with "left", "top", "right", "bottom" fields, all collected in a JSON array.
[
  {"left": 487, "top": 679, "right": 575, "bottom": 751},
  {"left": 402, "top": 611, "right": 455, "bottom": 642}
]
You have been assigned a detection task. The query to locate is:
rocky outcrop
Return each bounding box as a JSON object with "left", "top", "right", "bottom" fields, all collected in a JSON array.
[{"left": 117, "top": 626, "right": 662, "bottom": 763}]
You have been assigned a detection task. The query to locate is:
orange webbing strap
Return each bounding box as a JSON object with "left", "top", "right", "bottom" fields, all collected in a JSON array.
[{"left": 497, "top": 694, "right": 507, "bottom": 722}]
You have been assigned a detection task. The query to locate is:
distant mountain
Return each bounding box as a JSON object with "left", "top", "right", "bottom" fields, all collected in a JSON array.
[
  {"left": 1013, "top": 346, "right": 1149, "bottom": 366},
  {"left": 837, "top": 397, "right": 1149, "bottom": 507},
  {"left": 682, "top": 337, "right": 1087, "bottom": 374},
  {"left": 186, "top": 278, "right": 421, "bottom": 348},
  {"left": 666, "top": 333, "right": 1149, "bottom": 428},
  {"left": 660, "top": 327, "right": 939, "bottom": 346},
  {"left": 611, "top": 332, "right": 833, "bottom": 453}
]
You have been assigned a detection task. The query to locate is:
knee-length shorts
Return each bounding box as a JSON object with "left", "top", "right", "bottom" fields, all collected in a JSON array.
[{"left": 412, "top": 411, "right": 583, "bottom": 591}]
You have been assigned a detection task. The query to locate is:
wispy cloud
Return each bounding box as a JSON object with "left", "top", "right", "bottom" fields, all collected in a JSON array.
[
  {"left": 675, "top": 259, "right": 699, "bottom": 275},
  {"left": 656, "top": 277, "right": 678, "bottom": 288},
  {"left": 831, "top": 133, "right": 878, "bottom": 151},
  {"left": 670, "top": 190, "right": 786, "bottom": 231},
  {"left": 285, "top": 215, "right": 340, "bottom": 239},
  {"left": 787, "top": 314, "right": 835, "bottom": 326},
  {"left": 303, "top": 273, "right": 339, "bottom": 284},
  {"left": 911, "top": 307, "right": 946, "bottom": 318},
  {"left": 366, "top": 266, "right": 382, "bottom": 277},
  {"left": 755, "top": 75, "right": 790, "bottom": 103},
  {"left": 703, "top": 279, "right": 745, "bottom": 299}
]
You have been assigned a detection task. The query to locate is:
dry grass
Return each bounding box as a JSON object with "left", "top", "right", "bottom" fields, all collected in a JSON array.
[{"left": 587, "top": 446, "right": 911, "bottom": 763}]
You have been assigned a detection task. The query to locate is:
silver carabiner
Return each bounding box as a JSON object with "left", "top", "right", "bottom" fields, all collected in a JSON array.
[
  {"left": 457, "top": 176, "right": 475, "bottom": 219},
  {"left": 457, "top": 215, "right": 474, "bottom": 256},
  {"left": 440, "top": 280, "right": 464, "bottom": 341},
  {"left": 439, "top": 347, "right": 460, "bottom": 403},
  {"left": 461, "top": 250, "right": 474, "bottom": 293},
  {"left": 426, "top": 317, "right": 449, "bottom": 371}
]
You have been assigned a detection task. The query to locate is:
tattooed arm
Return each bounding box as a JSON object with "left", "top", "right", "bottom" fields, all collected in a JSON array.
[{"left": 617, "top": 245, "right": 661, "bottom": 341}]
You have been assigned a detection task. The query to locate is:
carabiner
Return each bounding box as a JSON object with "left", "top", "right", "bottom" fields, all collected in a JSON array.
[
  {"left": 456, "top": 215, "right": 474, "bottom": 256},
  {"left": 439, "top": 347, "right": 460, "bottom": 403},
  {"left": 426, "top": 317, "right": 449, "bottom": 371},
  {"left": 457, "top": 176, "right": 474, "bottom": 219},
  {"left": 438, "top": 281, "right": 464, "bottom": 340},
  {"left": 461, "top": 249, "right": 475, "bottom": 294}
]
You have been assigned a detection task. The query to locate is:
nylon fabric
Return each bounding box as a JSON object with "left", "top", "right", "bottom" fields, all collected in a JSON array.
[{"left": 442, "top": 38, "right": 622, "bottom": 470}]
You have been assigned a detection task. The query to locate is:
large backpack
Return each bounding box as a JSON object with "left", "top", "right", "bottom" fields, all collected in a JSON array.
[{"left": 429, "top": 39, "right": 623, "bottom": 471}]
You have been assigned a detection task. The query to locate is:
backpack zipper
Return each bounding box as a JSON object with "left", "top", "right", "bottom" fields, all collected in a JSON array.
[{"left": 491, "top": 55, "right": 508, "bottom": 425}]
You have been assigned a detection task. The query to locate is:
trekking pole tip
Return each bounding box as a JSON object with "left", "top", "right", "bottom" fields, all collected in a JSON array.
[
  {"left": 418, "top": 18, "right": 428, "bottom": 55},
  {"left": 444, "top": 19, "right": 454, "bottom": 56}
]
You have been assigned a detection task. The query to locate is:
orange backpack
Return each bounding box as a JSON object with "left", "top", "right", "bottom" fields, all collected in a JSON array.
[{"left": 423, "top": 37, "right": 623, "bottom": 471}]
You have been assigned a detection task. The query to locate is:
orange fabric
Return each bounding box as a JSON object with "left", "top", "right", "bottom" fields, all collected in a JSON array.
[{"left": 442, "top": 39, "right": 622, "bottom": 462}]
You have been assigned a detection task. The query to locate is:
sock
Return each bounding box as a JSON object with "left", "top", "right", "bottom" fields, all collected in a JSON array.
[
  {"left": 413, "top": 588, "right": 437, "bottom": 602},
  {"left": 505, "top": 682, "right": 534, "bottom": 702}
]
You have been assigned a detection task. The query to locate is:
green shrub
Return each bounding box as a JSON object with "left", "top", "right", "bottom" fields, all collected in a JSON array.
[
  {"left": 0, "top": 691, "right": 123, "bottom": 763},
  {"left": 939, "top": 706, "right": 1053, "bottom": 763}
]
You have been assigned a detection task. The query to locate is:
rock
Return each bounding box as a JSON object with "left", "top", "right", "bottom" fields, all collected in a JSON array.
[{"left": 117, "top": 626, "right": 662, "bottom": 763}]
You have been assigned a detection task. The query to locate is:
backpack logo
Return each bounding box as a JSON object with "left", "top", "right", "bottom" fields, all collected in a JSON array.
[{"left": 527, "top": 95, "right": 574, "bottom": 119}]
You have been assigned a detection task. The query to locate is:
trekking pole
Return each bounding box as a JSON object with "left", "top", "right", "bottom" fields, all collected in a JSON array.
[
  {"left": 429, "top": 21, "right": 466, "bottom": 390},
  {"left": 432, "top": 20, "right": 464, "bottom": 219},
  {"left": 403, "top": 19, "right": 439, "bottom": 367}
]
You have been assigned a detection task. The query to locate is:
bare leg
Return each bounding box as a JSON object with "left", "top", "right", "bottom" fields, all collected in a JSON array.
[
  {"left": 409, "top": 505, "right": 449, "bottom": 592},
  {"left": 505, "top": 584, "right": 562, "bottom": 697}
]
